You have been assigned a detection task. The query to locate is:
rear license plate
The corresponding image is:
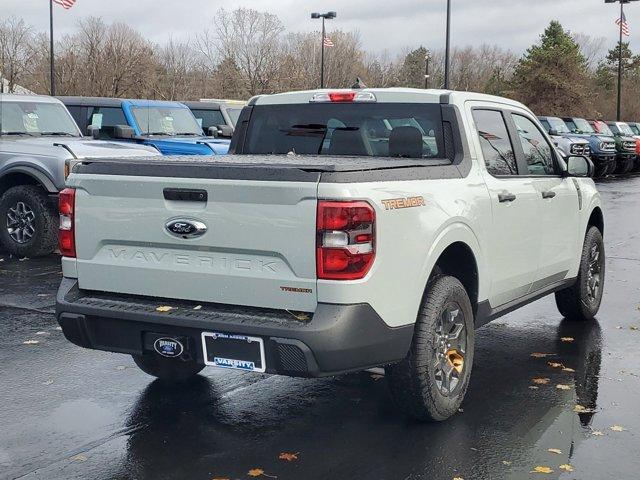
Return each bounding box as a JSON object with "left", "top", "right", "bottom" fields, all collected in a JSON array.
[{"left": 201, "top": 332, "right": 266, "bottom": 373}]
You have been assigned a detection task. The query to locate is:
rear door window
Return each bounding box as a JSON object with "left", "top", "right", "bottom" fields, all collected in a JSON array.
[
  {"left": 472, "top": 109, "right": 518, "bottom": 176},
  {"left": 244, "top": 103, "right": 444, "bottom": 159}
]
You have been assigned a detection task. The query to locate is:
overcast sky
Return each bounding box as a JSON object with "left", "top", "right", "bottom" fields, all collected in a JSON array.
[{"left": 4, "top": 0, "right": 640, "bottom": 57}]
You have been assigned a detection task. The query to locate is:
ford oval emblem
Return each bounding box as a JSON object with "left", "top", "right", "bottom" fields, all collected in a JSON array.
[
  {"left": 153, "top": 337, "right": 184, "bottom": 358},
  {"left": 165, "top": 219, "right": 207, "bottom": 239}
]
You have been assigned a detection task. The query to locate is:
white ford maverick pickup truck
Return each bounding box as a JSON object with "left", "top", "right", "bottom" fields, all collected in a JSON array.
[{"left": 56, "top": 88, "right": 605, "bottom": 421}]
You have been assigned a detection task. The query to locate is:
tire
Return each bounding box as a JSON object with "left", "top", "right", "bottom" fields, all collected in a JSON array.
[
  {"left": 387, "top": 275, "right": 475, "bottom": 421},
  {"left": 0, "top": 185, "right": 58, "bottom": 257},
  {"left": 132, "top": 353, "right": 205, "bottom": 381},
  {"left": 555, "top": 226, "right": 605, "bottom": 321}
]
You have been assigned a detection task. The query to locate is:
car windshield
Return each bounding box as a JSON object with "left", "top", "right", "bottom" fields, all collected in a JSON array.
[
  {"left": 190, "top": 109, "right": 226, "bottom": 130},
  {"left": 629, "top": 123, "right": 640, "bottom": 135},
  {"left": 0, "top": 101, "right": 80, "bottom": 137},
  {"left": 618, "top": 122, "right": 635, "bottom": 136},
  {"left": 130, "top": 106, "right": 203, "bottom": 136},
  {"left": 244, "top": 103, "right": 444, "bottom": 159},
  {"left": 597, "top": 122, "right": 614, "bottom": 136},
  {"left": 548, "top": 117, "right": 570, "bottom": 133},
  {"left": 572, "top": 118, "right": 595, "bottom": 134}
]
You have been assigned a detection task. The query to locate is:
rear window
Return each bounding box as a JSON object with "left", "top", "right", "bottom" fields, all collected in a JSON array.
[{"left": 243, "top": 103, "right": 444, "bottom": 159}]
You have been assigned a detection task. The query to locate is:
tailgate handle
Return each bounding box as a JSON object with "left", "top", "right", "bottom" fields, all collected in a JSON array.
[{"left": 163, "top": 188, "right": 207, "bottom": 202}]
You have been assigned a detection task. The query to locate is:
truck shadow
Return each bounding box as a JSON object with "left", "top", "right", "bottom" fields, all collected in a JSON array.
[{"left": 118, "top": 318, "right": 603, "bottom": 480}]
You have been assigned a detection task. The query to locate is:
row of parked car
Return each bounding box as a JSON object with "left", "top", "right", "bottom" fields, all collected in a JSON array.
[
  {"left": 538, "top": 116, "right": 640, "bottom": 177},
  {"left": 0, "top": 93, "right": 243, "bottom": 256}
]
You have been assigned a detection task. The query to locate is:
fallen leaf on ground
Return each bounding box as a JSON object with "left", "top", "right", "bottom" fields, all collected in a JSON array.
[
  {"left": 592, "top": 430, "right": 604, "bottom": 436},
  {"left": 560, "top": 337, "right": 574, "bottom": 342},
  {"left": 573, "top": 405, "right": 596, "bottom": 414},
  {"left": 616, "top": 326, "right": 623, "bottom": 329},
  {"left": 55, "top": 326, "right": 62, "bottom": 331},
  {"left": 631, "top": 326, "right": 639, "bottom": 331},
  {"left": 610, "top": 425, "right": 626, "bottom": 432},
  {"left": 556, "top": 384, "right": 571, "bottom": 390},
  {"left": 193, "top": 305, "right": 202, "bottom": 310},
  {"left": 23, "top": 340, "right": 39, "bottom": 345},
  {"left": 531, "top": 352, "right": 556, "bottom": 358},
  {"left": 116, "top": 366, "right": 126, "bottom": 371},
  {"left": 278, "top": 452, "right": 299, "bottom": 462},
  {"left": 548, "top": 361, "right": 564, "bottom": 368},
  {"left": 453, "top": 477, "right": 464, "bottom": 480},
  {"left": 547, "top": 448, "right": 562, "bottom": 455},
  {"left": 71, "top": 454, "right": 87, "bottom": 462},
  {"left": 155, "top": 305, "right": 174, "bottom": 312},
  {"left": 532, "top": 377, "right": 550, "bottom": 385},
  {"left": 559, "top": 464, "right": 573, "bottom": 472},
  {"left": 42, "top": 379, "right": 54, "bottom": 386},
  {"left": 529, "top": 386, "right": 539, "bottom": 390},
  {"left": 502, "top": 460, "right": 512, "bottom": 466},
  {"left": 248, "top": 469, "right": 277, "bottom": 478},
  {"left": 531, "top": 466, "right": 553, "bottom": 474},
  {"left": 35, "top": 331, "right": 48, "bottom": 335},
  {"left": 562, "top": 367, "right": 575, "bottom": 373}
]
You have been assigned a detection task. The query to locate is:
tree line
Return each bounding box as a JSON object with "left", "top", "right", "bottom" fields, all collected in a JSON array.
[{"left": 0, "top": 9, "right": 638, "bottom": 120}]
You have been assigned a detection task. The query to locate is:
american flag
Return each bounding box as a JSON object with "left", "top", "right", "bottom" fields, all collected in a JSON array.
[
  {"left": 323, "top": 36, "right": 334, "bottom": 48},
  {"left": 52, "top": 0, "right": 76, "bottom": 9},
  {"left": 616, "top": 11, "right": 630, "bottom": 37}
]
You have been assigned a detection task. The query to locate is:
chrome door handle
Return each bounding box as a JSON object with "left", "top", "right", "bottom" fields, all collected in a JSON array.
[
  {"left": 498, "top": 192, "right": 517, "bottom": 203},
  {"left": 541, "top": 191, "right": 556, "bottom": 199}
]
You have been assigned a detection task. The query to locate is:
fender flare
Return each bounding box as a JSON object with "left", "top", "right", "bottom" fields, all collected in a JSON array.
[
  {"left": 417, "top": 221, "right": 488, "bottom": 303},
  {"left": 0, "top": 165, "right": 58, "bottom": 194}
]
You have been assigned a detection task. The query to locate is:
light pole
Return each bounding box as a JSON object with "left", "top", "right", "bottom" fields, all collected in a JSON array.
[
  {"left": 605, "top": 0, "right": 639, "bottom": 120},
  {"left": 311, "top": 11, "right": 336, "bottom": 89},
  {"left": 444, "top": 0, "right": 452, "bottom": 89},
  {"left": 424, "top": 52, "right": 431, "bottom": 89}
]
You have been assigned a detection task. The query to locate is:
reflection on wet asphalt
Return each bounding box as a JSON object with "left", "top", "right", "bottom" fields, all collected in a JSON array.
[{"left": 1, "top": 175, "right": 639, "bottom": 480}]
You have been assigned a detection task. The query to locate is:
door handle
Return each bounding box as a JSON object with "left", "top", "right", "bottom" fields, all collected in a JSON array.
[
  {"left": 498, "top": 192, "right": 517, "bottom": 203},
  {"left": 541, "top": 191, "right": 556, "bottom": 199}
]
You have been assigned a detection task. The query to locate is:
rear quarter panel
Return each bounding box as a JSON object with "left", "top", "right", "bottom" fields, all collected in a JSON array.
[{"left": 317, "top": 163, "right": 491, "bottom": 328}]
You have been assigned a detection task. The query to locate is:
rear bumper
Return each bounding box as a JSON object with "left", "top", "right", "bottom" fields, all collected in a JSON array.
[{"left": 56, "top": 278, "right": 413, "bottom": 377}]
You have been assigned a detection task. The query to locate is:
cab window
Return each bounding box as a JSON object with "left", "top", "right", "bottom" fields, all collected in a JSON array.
[
  {"left": 87, "top": 106, "right": 127, "bottom": 138},
  {"left": 512, "top": 114, "right": 556, "bottom": 176},
  {"left": 472, "top": 109, "right": 518, "bottom": 176}
]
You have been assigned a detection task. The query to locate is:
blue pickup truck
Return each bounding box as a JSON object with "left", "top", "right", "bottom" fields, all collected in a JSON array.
[{"left": 58, "top": 97, "right": 229, "bottom": 155}]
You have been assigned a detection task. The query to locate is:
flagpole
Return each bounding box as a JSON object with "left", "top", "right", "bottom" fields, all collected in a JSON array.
[
  {"left": 617, "top": 1, "right": 624, "bottom": 121},
  {"left": 320, "top": 17, "right": 325, "bottom": 89},
  {"left": 49, "top": 0, "right": 55, "bottom": 96}
]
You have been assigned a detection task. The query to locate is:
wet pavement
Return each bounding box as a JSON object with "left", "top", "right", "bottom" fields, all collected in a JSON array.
[{"left": 1, "top": 176, "right": 639, "bottom": 480}]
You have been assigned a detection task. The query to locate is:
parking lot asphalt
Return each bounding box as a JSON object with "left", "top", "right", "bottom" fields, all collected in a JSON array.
[{"left": 1, "top": 175, "right": 639, "bottom": 480}]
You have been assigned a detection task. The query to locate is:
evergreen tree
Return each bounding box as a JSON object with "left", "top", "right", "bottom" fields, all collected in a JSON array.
[
  {"left": 399, "top": 46, "right": 428, "bottom": 88},
  {"left": 511, "top": 21, "right": 589, "bottom": 115}
]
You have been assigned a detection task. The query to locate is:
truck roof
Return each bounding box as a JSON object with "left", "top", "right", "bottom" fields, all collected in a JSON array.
[
  {"left": 1, "top": 93, "right": 64, "bottom": 104},
  {"left": 181, "top": 101, "right": 222, "bottom": 110},
  {"left": 249, "top": 88, "right": 530, "bottom": 111},
  {"left": 57, "top": 96, "right": 189, "bottom": 109}
]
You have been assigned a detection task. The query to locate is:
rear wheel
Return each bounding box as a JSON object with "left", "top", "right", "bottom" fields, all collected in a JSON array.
[
  {"left": 387, "top": 275, "right": 474, "bottom": 421},
  {"left": 555, "top": 226, "right": 605, "bottom": 321},
  {"left": 132, "top": 353, "right": 205, "bottom": 381},
  {"left": 0, "top": 185, "right": 57, "bottom": 257}
]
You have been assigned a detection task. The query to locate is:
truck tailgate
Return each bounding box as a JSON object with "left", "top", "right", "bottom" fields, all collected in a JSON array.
[{"left": 69, "top": 167, "right": 319, "bottom": 312}]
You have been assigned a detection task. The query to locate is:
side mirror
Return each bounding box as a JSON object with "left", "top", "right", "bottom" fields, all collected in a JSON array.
[
  {"left": 566, "top": 155, "right": 593, "bottom": 178},
  {"left": 217, "top": 125, "right": 234, "bottom": 138},
  {"left": 207, "top": 126, "right": 219, "bottom": 137},
  {"left": 113, "top": 124, "right": 135, "bottom": 140},
  {"left": 87, "top": 125, "right": 101, "bottom": 140}
]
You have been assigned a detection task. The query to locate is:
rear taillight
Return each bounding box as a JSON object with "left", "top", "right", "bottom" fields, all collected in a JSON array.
[
  {"left": 310, "top": 91, "right": 377, "bottom": 103},
  {"left": 59, "top": 188, "right": 76, "bottom": 258},
  {"left": 316, "top": 200, "right": 375, "bottom": 280}
]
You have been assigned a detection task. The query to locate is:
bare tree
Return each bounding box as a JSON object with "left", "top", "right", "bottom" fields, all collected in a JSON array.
[
  {"left": 0, "top": 17, "right": 35, "bottom": 93},
  {"left": 573, "top": 33, "right": 607, "bottom": 71}
]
